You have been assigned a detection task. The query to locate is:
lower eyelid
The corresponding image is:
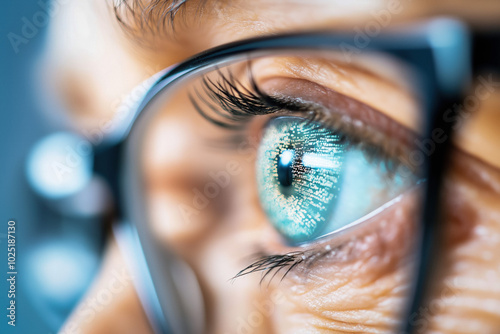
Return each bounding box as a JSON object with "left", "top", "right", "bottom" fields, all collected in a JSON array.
[{"left": 256, "top": 189, "right": 420, "bottom": 285}]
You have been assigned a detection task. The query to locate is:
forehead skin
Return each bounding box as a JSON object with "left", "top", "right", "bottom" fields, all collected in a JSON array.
[{"left": 43, "top": 0, "right": 500, "bottom": 168}]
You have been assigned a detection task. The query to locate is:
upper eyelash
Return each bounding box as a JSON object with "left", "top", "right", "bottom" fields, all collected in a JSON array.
[
  {"left": 189, "top": 66, "right": 312, "bottom": 130},
  {"left": 190, "top": 66, "right": 412, "bottom": 174}
]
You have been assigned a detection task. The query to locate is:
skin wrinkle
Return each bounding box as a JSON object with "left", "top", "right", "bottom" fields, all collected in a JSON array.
[
  {"left": 416, "top": 152, "right": 500, "bottom": 333},
  {"left": 273, "top": 198, "right": 416, "bottom": 332},
  {"left": 265, "top": 153, "right": 492, "bottom": 333}
]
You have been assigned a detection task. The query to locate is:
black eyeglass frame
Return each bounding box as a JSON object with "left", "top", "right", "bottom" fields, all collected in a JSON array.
[{"left": 90, "top": 18, "right": 497, "bottom": 334}]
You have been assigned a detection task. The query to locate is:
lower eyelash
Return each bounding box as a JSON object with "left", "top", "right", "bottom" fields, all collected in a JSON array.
[
  {"left": 237, "top": 190, "right": 419, "bottom": 285},
  {"left": 232, "top": 251, "right": 306, "bottom": 285},
  {"left": 232, "top": 245, "right": 344, "bottom": 285}
]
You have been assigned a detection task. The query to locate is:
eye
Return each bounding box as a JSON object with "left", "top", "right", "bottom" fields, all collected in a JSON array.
[{"left": 256, "top": 116, "right": 413, "bottom": 245}]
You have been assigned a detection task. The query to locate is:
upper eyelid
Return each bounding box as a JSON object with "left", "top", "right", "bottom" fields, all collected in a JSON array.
[
  {"left": 254, "top": 55, "right": 411, "bottom": 94},
  {"left": 193, "top": 63, "right": 418, "bottom": 141},
  {"left": 191, "top": 69, "right": 418, "bottom": 169},
  {"left": 260, "top": 76, "right": 418, "bottom": 145},
  {"left": 261, "top": 78, "right": 419, "bottom": 167},
  {"left": 253, "top": 56, "right": 421, "bottom": 131}
]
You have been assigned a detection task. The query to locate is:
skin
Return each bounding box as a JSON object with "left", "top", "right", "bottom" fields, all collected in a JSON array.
[{"left": 40, "top": 0, "right": 500, "bottom": 333}]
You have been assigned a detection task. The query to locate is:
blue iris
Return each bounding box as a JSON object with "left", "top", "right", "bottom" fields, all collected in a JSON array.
[{"left": 256, "top": 116, "right": 410, "bottom": 245}]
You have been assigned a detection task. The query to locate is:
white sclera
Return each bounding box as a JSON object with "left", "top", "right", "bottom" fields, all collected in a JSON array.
[{"left": 326, "top": 150, "right": 409, "bottom": 232}]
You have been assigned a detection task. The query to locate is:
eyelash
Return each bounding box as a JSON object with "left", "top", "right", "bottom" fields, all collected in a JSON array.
[
  {"left": 231, "top": 247, "right": 340, "bottom": 285},
  {"left": 190, "top": 66, "right": 411, "bottom": 284},
  {"left": 189, "top": 68, "right": 312, "bottom": 130},
  {"left": 190, "top": 67, "right": 411, "bottom": 173},
  {"left": 232, "top": 251, "right": 306, "bottom": 285}
]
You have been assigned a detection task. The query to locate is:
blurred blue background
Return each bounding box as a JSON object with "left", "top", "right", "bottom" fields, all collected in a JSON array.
[{"left": 1, "top": 2, "right": 101, "bottom": 333}]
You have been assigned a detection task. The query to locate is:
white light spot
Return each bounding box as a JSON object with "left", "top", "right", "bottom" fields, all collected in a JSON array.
[
  {"left": 302, "top": 153, "right": 341, "bottom": 170},
  {"left": 280, "top": 149, "right": 294, "bottom": 165}
]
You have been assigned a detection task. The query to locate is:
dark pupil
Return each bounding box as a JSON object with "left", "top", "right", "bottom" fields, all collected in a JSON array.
[{"left": 277, "top": 149, "right": 294, "bottom": 188}]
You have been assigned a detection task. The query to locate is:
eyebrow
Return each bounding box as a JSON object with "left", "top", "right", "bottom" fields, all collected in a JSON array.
[{"left": 113, "top": 0, "right": 195, "bottom": 34}]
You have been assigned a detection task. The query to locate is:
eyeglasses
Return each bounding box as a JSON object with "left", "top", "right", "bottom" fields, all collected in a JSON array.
[{"left": 33, "top": 17, "right": 499, "bottom": 334}]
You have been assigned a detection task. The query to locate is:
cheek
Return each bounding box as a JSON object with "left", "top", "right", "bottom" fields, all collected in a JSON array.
[
  {"left": 422, "top": 153, "right": 500, "bottom": 333},
  {"left": 267, "top": 153, "right": 500, "bottom": 334},
  {"left": 269, "top": 196, "right": 419, "bottom": 332}
]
